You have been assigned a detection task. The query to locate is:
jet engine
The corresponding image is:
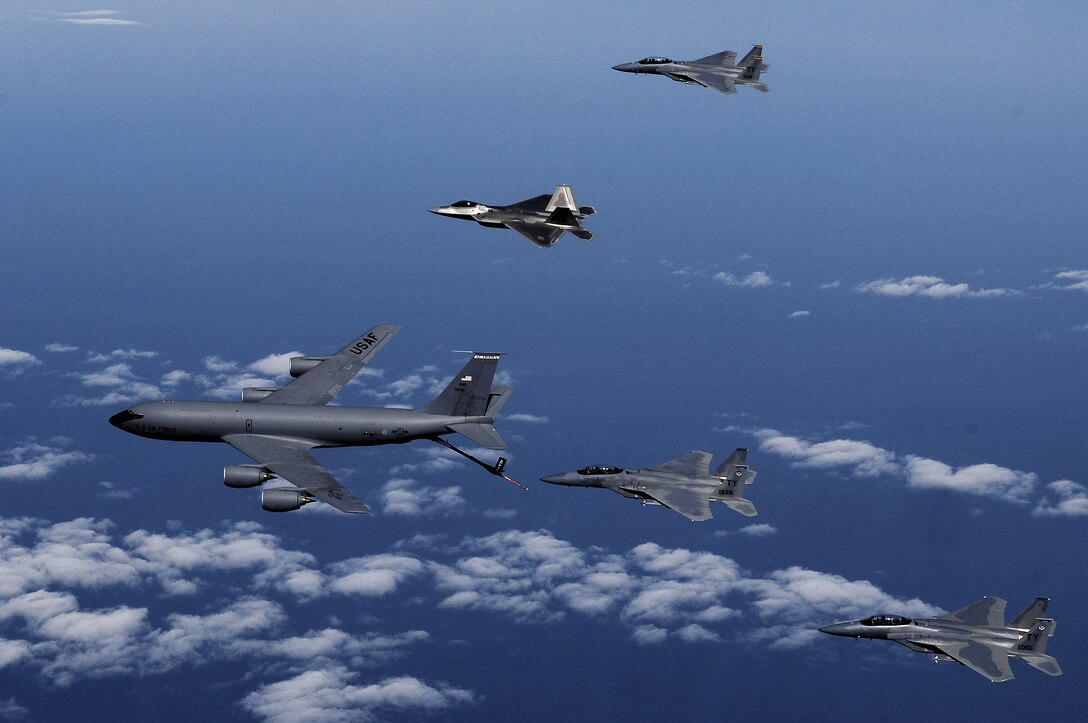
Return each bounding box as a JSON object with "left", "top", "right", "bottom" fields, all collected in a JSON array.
[
  {"left": 223, "top": 464, "right": 273, "bottom": 488},
  {"left": 289, "top": 356, "right": 329, "bottom": 377},
  {"left": 261, "top": 487, "right": 313, "bottom": 512},
  {"left": 241, "top": 387, "right": 277, "bottom": 402}
]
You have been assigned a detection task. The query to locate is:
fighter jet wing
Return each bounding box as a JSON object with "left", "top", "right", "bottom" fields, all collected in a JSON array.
[
  {"left": 646, "top": 451, "right": 713, "bottom": 477},
  {"left": 223, "top": 434, "right": 370, "bottom": 514},
  {"left": 930, "top": 640, "right": 1014, "bottom": 682},
  {"left": 934, "top": 597, "right": 1007, "bottom": 628},
  {"left": 260, "top": 324, "right": 399, "bottom": 406},
  {"left": 506, "top": 194, "right": 553, "bottom": 211},
  {"left": 669, "top": 71, "right": 737, "bottom": 95},
  {"left": 506, "top": 223, "right": 565, "bottom": 248},
  {"left": 692, "top": 51, "right": 737, "bottom": 67},
  {"left": 628, "top": 482, "right": 714, "bottom": 522}
]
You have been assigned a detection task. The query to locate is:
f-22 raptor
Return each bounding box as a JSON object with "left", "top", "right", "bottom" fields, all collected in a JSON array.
[
  {"left": 110, "top": 325, "right": 522, "bottom": 515},
  {"left": 429, "top": 184, "right": 595, "bottom": 248},
  {"left": 612, "top": 44, "right": 768, "bottom": 95},
  {"left": 541, "top": 449, "right": 756, "bottom": 522},
  {"left": 820, "top": 596, "right": 1062, "bottom": 682}
]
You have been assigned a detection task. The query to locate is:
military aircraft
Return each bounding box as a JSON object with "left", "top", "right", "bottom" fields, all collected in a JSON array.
[
  {"left": 428, "top": 184, "right": 595, "bottom": 248},
  {"left": 109, "top": 324, "right": 523, "bottom": 515},
  {"left": 819, "top": 596, "right": 1062, "bottom": 682},
  {"left": 540, "top": 449, "right": 756, "bottom": 522},
  {"left": 611, "top": 44, "right": 768, "bottom": 95}
]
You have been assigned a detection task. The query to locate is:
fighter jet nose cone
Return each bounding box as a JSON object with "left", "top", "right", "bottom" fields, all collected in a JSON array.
[
  {"left": 427, "top": 208, "right": 443, "bottom": 215},
  {"left": 818, "top": 623, "right": 851, "bottom": 636},
  {"left": 540, "top": 474, "right": 563, "bottom": 484},
  {"left": 108, "top": 411, "right": 126, "bottom": 428}
]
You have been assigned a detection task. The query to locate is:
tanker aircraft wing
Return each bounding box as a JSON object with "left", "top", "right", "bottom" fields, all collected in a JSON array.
[{"left": 223, "top": 434, "right": 370, "bottom": 514}]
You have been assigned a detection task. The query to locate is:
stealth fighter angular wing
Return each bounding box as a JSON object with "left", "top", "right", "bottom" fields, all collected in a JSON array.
[
  {"left": 507, "top": 194, "right": 553, "bottom": 211},
  {"left": 260, "top": 324, "right": 399, "bottom": 406},
  {"left": 224, "top": 434, "right": 370, "bottom": 514},
  {"left": 506, "top": 223, "right": 565, "bottom": 248}
]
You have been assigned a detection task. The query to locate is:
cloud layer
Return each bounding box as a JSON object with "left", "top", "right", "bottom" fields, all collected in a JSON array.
[
  {"left": 855, "top": 275, "right": 1016, "bottom": 298},
  {"left": 747, "top": 427, "right": 1082, "bottom": 515},
  {"left": 0, "top": 516, "right": 940, "bottom": 718}
]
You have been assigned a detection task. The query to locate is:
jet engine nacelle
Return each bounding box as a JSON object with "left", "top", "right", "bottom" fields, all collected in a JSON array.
[
  {"left": 240, "top": 387, "right": 277, "bottom": 402},
  {"left": 289, "top": 356, "right": 329, "bottom": 377},
  {"left": 223, "top": 464, "right": 273, "bottom": 488},
  {"left": 260, "top": 487, "right": 314, "bottom": 512}
]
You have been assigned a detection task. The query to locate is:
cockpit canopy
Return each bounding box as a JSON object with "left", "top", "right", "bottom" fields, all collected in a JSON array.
[
  {"left": 577, "top": 466, "right": 624, "bottom": 476},
  {"left": 450, "top": 200, "right": 477, "bottom": 208},
  {"left": 860, "top": 615, "right": 913, "bottom": 626},
  {"left": 638, "top": 57, "right": 672, "bottom": 65}
]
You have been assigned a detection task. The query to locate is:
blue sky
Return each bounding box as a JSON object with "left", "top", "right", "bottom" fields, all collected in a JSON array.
[{"left": 2, "top": 1, "right": 1088, "bottom": 720}]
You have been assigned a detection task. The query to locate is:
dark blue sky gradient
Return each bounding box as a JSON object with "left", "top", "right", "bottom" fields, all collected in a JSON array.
[{"left": 2, "top": 2, "right": 1087, "bottom": 720}]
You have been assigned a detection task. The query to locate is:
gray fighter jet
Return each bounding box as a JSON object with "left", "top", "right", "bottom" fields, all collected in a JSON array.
[
  {"left": 612, "top": 44, "right": 768, "bottom": 95},
  {"left": 109, "top": 325, "right": 523, "bottom": 515},
  {"left": 428, "top": 184, "right": 595, "bottom": 248},
  {"left": 819, "top": 596, "right": 1062, "bottom": 682},
  {"left": 541, "top": 449, "right": 756, "bottom": 522}
]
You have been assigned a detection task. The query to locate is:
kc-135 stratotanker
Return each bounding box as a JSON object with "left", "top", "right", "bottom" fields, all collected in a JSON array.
[{"left": 110, "top": 325, "right": 524, "bottom": 514}]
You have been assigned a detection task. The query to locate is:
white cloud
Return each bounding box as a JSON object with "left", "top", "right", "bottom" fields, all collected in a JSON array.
[
  {"left": 246, "top": 351, "right": 304, "bottom": 378},
  {"left": 714, "top": 271, "right": 774, "bottom": 288},
  {"left": 748, "top": 427, "right": 1080, "bottom": 511},
  {"left": 631, "top": 625, "right": 668, "bottom": 645},
  {"left": 755, "top": 429, "right": 898, "bottom": 477},
  {"left": 240, "top": 668, "right": 475, "bottom": 723},
  {"left": 855, "top": 275, "right": 1015, "bottom": 298},
  {"left": 51, "top": 11, "right": 141, "bottom": 26},
  {"left": 820, "top": 280, "right": 841, "bottom": 289},
  {"left": 0, "top": 518, "right": 441, "bottom": 698},
  {"left": 1047, "top": 269, "right": 1088, "bottom": 292},
  {"left": 903, "top": 456, "right": 1035, "bottom": 504},
  {"left": 787, "top": 310, "right": 810, "bottom": 318},
  {"left": 1033, "top": 480, "right": 1088, "bottom": 517},
  {"left": 739, "top": 523, "right": 777, "bottom": 537},
  {"left": 0, "top": 697, "right": 28, "bottom": 721},
  {"left": 56, "top": 363, "right": 162, "bottom": 407},
  {"left": 0, "top": 349, "right": 40, "bottom": 368},
  {"left": 60, "top": 18, "right": 141, "bottom": 25},
  {"left": 380, "top": 478, "right": 466, "bottom": 517},
  {"left": 160, "top": 369, "right": 191, "bottom": 386},
  {"left": 327, "top": 554, "right": 426, "bottom": 597},
  {"left": 483, "top": 508, "right": 518, "bottom": 520},
  {"left": 0, "top": 515, "right": 948, "bottom": 701},
  {"left": 44, "top": 343, "right": 78, "bottom": 353},
  {"left": 503, "top": 413, "right": 549, "bottom": 424},
  {"left": 0, "top": 440, "right": 93, "bottom": 481},
  {"left": 86, "top": 349, "right": 157, "bottom": 363}
]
